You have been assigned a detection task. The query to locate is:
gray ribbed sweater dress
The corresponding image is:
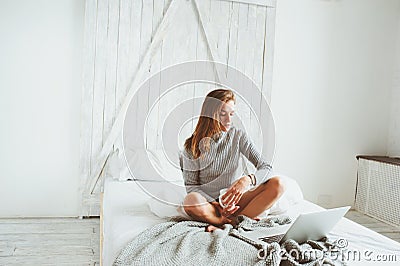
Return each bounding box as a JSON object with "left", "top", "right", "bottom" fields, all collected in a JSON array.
[{"left": 180, "top": 126, "right": 272, "bottom": 202}]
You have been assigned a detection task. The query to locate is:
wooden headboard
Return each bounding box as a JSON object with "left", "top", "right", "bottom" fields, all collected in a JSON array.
[{"left": 80, "top": 0, "right": 277, "bottom": 217}]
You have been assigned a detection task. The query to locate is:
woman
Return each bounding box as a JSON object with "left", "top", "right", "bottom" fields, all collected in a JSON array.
[{"left": 180, "top": 89, "right": 285, "bottom": 232}]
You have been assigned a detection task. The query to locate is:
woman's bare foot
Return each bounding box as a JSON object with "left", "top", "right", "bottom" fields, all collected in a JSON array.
[{"left": 205, "top": 224, "right": 221, "bottom": 232}]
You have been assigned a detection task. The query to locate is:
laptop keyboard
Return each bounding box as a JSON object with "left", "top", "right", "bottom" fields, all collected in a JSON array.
[{"left": 259, "top": 233, "right": 285, "bottom": 244}]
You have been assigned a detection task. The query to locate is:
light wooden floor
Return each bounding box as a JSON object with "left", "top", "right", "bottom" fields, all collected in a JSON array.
[
  {"left": 0, "top": 217, "right": 100, "bottom": 266},
  {"left": 345, "top": 210, "right": 400, "bottom": 243},
  {"left": 0, "top": 211, "right": 399, "bottom": 265}
]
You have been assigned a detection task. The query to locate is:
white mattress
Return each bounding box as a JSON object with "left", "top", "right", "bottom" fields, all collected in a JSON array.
[{"left": 102, "top": 178, "right": 400, "bottom": 266}]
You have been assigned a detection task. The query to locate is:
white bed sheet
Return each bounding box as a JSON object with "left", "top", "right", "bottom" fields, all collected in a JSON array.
[{"left": 102, "top": 178, "right": 400, "bottom": 266}]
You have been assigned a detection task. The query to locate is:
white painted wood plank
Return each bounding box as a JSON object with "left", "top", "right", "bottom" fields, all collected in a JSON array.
[
  {"left": 171, "top": 1, "right": 197, "bottom": 63},
  {"left": 155, "top": 1, "right": 180, "bottom": 149},
  {"left": 0, "top": 218, "right": 99, "bottom": 224},
  {"left": 0, "top": 223, "right": 98, "bottom": 232},
  {"left": 261, "top": 6, "right": 276, "bottom": 103},
  {"left": 87, "top": 0, "right": 180, "bottom": 194},
  {"left": 218, "top": 0, "right": 276, "bottom": 8},
  {"left": 163, "top": 0, "right": 173, "bottom": 16},
  {"left": 123, "top": 0, "right": 142, "bottom": 153},
  {"left": 138, "top": 0, "right": 153, "bottom": 150},
  {"left": 156, "top": 11, "right": 174, "bottom": 151},
  {"left": 245, "top": 5, "right": 257, "bottom": 82},
  {"left": 253, "top": 5, "right": 266, "bottom": 91},
  {"left": 193, "top": 0, "right": 211, "bottom": 62},
  {"left": 147, "top": 79, "right": 160, "bottom": 151},
  {"left": 158, "top": 0, "right": 174, "bottom": 67},
  {"left": 152, "top": 0, "right": 193, "bottom": 150},
  {"left": 115, "top": 0, "right": 131, "bottom": 114},
  {"left": 193, "top": 0, "right": 217, "bottom": 62},
  {"left": 98, "top": 0, "right": 118, "bottom": 183},
  {"left": 0, "top": 224, "right": 94, "bottom": 235},
  {"left": 80, "top": 0, "right": 97, "bottom": 191},
  {"left": 235, "top": 2, "right": 248, "bottom": 78},
  {"left": 12, "top": 246, "right": 94, "bottom": 257},
  {"left": 252, "top": 5, "right": 267, "bottom": 145},
  {"left": 157, "top": 85, "right": 195, "bottom": 152},
  {"left": 100, "top": 193, "right": 103, "bottom": 266},
  {"left": 159, "top": 9, "right": 175, "bottom": 68},
  {"left": 226, "top": 1, "right": 239, "bottom": 80},
  {"left": 193, "top": 0, "right": 226, "bottom": 84},
  {"left": 140, "top": 0, "right": 153, "bottom": 66},
  {"left": 152, "top": 0, "right": 165, "bottom": 43},
  {"left": 209, "top": 0, "right": 224, "bottom": 62},
  {"left": 79, "top": 0, "right": 99, "bottom": 217},
  {"left": 103, "top": 0, "right": 119, "bottom": 142},
  {"left": 0, "top": 218, "right": 100, "bottom": 265},
  {"left": 0, "top": 242, "right": 14, "bottom": 257},
  {"left": 234, "top": 2, "right": 254, "bottom": 139},
  {"left": 139, "top": 0, "right": 153, "bottom": 78},
  {"left": 91, "top": 0, "right": 108, "bottom": 183},
  {"left": 216, "top": 0, "right": 231, "bottom": 75},
  {"left": 148, "top": 0, "right": 165, "bottom": 151},
  {"left": 0, "top": 222, "right": 98, "bottom": 231},
  {"left": 0, "top": 235, "right": 94, "bottom": 246},
  {"left": 246, "top": 4, "right": 260, "bottom": 142},
  {"left": 0, "top": 255, "right": 97, "bottom": 265},
  {"left": 256, "top": 7, "right": 275, "bottom": 152},
  {"left": 128, "top": 0, "right": 142, "bottom": 81},
  {"left": 149, "top": 90, "right": 161, "bottom": 151}
]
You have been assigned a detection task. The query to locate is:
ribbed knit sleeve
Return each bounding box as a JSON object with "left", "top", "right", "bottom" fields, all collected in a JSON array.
[
  {"left": 238, "top": 129, "right": 272, "bottom": 185},
  {"left": 179, "top": 149, "right": 215, "bottom": 202}
]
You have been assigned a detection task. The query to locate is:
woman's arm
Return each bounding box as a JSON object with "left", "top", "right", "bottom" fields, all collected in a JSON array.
[
  {"left": 180, "top": 150, "right": 215, "bottom": 202},
  {"left": 221, "top": 130, "right": 271, "bottom": 207},
  {"left": 238, "top": 129, "right": 272, "bottom": 185}
]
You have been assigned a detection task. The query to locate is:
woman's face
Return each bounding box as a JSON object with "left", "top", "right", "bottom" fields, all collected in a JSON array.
[{"left": 219, "top": 100, "right": 235, "bottom": 132}]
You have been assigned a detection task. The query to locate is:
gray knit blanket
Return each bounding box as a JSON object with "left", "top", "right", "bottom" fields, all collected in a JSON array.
[{"left": 113, "top": 215, "right": 346, "bottom": 266}]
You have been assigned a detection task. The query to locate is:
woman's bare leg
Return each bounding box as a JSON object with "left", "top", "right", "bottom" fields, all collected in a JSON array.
[
  {"left": 183, "top": 192, "right": 229, "bottom": 228},
  {"left": 235, "top": 176, "right": 285, "bottom": 218},
  {"left": 183, "top": 177, "right": 284, "bottom": 229}
]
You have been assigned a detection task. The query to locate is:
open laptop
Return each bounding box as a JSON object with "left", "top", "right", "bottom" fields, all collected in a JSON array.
[{"left": 242, "top": 206, "right": 351, "bottom": 244}]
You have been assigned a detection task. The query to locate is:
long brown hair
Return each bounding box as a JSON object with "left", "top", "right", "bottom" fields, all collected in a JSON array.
[{"left": 184, "top": 89, "right": 236, "bottom": 159}]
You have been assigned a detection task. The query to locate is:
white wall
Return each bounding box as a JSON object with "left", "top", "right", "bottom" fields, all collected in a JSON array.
[
  {"left": 271, "top": 0, "right": 400, "bottom": 208},
  {"left": 388, "top": 9, "right": 400, "bottom": 158},
  {"left": 0, "top": 0, "right": 398, "bottom": 217},
  {"left": 0, "top": 0, "right": 84, "bottom": 217}
]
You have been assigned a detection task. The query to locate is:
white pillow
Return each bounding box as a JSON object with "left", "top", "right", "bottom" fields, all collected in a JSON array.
[
  {"left": 119, "top": 148, "right": 183, "bottom": 182},
  {"left": 146, "top": 180, "right": 187, "bottom": 218},
  {"left": 268, "top": 174, "right": 304, "bottom": 215},
  {"left": 148, "top": 174, "right": 303, "bottom": 218}
]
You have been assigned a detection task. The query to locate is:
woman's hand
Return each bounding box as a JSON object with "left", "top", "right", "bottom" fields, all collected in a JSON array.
[
  {"left": 220, "top": 176, "right": 252, "bottom": 207},
  {"left": 210, "top": 202, "right": 239, "bottom": 224},
  {"left": 221, "top": 204, "right": 240, "bottom": 218}
]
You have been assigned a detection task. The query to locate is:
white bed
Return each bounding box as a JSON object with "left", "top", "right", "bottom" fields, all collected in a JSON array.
[{"left": 102, "top": 177, "right": 400, "bottom": 266}]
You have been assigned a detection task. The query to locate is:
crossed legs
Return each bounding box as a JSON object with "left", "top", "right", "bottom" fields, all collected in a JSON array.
[{"left": 183, "top": 176, "right": 285, "bottom": 229}]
